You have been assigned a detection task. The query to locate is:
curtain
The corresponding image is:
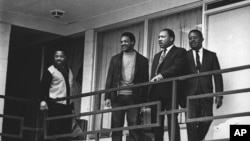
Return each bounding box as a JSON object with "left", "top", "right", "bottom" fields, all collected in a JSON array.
[
  {"left": 94, "top": 7, "right": 202, "bottom": 131},
  {"left": 95, "top": 22, "right": 145, "bottom": 130},
  {"left": 64, "top": 38, "right": 84, "bottom": 115}
]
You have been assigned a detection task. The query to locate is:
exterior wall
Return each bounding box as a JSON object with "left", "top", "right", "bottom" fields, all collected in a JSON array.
[
  {"left": 3, "top": 0, "right": 249, "bottom": 140},
  {"left": 81, "top": 30, "right": 97, "bottom": 139},
  {"left": 0, "top": 22, "right": 11, "bottom": 140}
]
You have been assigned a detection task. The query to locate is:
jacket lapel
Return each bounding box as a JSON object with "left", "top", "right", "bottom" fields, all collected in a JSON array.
[
  {"left": 134, "top": 52, "right": 139, "bottom": 76},
  {"left": 118, "top": 51, "right": 139, "bottom": 77},
  {"left": 201, "top": 49, "right": 207, "bottom": 72},
  {"left": 159, "top": 46, "right": 176, "bottom": 67},
  {"left": 117, "top": 52, "right": 123, "bottom": 73}
]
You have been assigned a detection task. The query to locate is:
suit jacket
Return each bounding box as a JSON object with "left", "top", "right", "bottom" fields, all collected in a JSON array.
[
  {"left": 185, "top": 49, "right": 223, "bottom": 97},
  {"left": 105, "top": 51, "right": 149, "bottom": 104},
  {"left": 149, "top": 46, "right": 187, "bottom": 101}
]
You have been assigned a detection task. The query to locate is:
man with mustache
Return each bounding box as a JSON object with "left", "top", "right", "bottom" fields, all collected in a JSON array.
[
  {"left": 149, "top": 28, "right": 186, "bottom": 141},
  {"left": 40, "top": 50, "right": 73, "bottom": 141},
  {"left": 185, "top": 29, "right": 223, "bottom": 141},
  {"left": 105, "top": 32, "right": 149, "bottom": 141}
]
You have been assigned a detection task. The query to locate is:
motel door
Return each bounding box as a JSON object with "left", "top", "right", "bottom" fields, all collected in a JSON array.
[{"left": 205, "top": 2, "right": 250, "bottom": 139}]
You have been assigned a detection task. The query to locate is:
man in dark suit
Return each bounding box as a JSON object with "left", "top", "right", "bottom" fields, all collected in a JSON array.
[
  {"left": 149, "top": 28, "right": 187, "bottom": 141},
  {"left": 185, "top": 29, "right": 223, "bottom": 141},
  {"left": 105, "top": 32, "right": 149, "bottom": 141}
]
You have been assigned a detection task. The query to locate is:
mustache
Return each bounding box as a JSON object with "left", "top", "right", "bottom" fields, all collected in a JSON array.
[
  {"left": 121, "top": 45, "right": 128, "bottom": 48},
  {"left": 55, "top": 60, "right": 63, "bottom": 63}
]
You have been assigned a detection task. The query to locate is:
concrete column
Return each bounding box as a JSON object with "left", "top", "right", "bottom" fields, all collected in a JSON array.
[
  {"left": 80, "top": 29, "right": 96, "bottom": 137},
  {"left": 143, "top": 18, "right": 149, "bottom": 57},
  {"left": 0, "top": 22, "right": 11, "bottom": 138}
]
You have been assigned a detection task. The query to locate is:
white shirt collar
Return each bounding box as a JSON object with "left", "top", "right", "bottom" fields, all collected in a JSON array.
[
  {"left": 162, "top": 44, "right": 174, "bottom": 55},
  {"left": 192, "top": 47, "right": 203, "bottom": 64},
  {"left": 168, "top": 44, "right": 174, "bottom": 51}
]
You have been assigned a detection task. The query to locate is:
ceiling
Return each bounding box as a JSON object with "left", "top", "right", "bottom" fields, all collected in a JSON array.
[
  {"left": 0, "top": 0, "right": 203, "bottom": 36},
  {"left": 0, "top": 0, "right": 149, "bottom": 25},
  {"left": 1, "top": 0, "right": 151, "bottom": 46}
]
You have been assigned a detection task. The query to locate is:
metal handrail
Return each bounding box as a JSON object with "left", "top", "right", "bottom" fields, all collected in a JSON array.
[
  {"left": 52, "top": 64, "right": 250, "bottom": 102},
  {"left": 1, "top": 64, "right": 250, "bottom": 140},
  {"left": 44, "top": 64, "right": 250, "bottom": 141},
  {"left": 0, "top": 95, "right": 34, "bottom": 139},
  {"left": 186, "top": 88, "right": 250, "bottom": 123},
  {"left": 0, "top": 95, "right": 35, "bottom": 103},
  {"left": 44, "top": 101, "right": 161, "bottom": 140},
  {"left": 0, "top": 115, "right": 24, "bottom": 139}
]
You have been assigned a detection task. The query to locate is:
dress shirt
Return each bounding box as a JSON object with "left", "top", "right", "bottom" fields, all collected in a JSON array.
[
  {"left": 192, "top": 47, "right": 203, "bottom": 66},
  {"left": 161, "top": 44, "right": 174, "bottom": 58},
  {"left": 154, "top": 44, "right": 174, "bottom": 77}
]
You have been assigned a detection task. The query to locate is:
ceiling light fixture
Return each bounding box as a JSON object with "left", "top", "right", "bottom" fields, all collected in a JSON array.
[{"left": 50, "top": 9, "right": 65, "bottom": 18}]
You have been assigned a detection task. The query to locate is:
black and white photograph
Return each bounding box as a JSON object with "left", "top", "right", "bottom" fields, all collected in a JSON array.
[{"left": 0, "top": 0, "right": 250, "bottom": 141}]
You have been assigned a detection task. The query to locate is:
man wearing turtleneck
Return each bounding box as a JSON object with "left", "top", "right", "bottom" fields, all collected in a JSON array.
[
  {"left": 118, "top": 50, "right": 136, "bottom": 95},
  {"left": 105, "top": 32, "right": 149, "bottom": 141},
  {"left": 185, "top": 29, "right": 223, "bottom": 141}
]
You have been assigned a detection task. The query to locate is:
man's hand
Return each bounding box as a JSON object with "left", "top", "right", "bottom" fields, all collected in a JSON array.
[
  {"left": 40, "top": 101, "right": 48, "bottom": 111},
  {"left": 150, "top": 74, "right": 163, "bottom": 82},
  {"left": 215, "top": 96, "right": 223, "bottom": 109},
  {"left": 105, "top": 99, "right": 111, "bottom": 107}
]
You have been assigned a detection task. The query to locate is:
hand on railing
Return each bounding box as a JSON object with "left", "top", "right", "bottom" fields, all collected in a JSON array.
[
  {"left": 105, "top": 99, "right": 111, "bottom": 107},
  {"left": 215, "top": 96, "right": 223, "bottom": 109},
  {"left": 40, "top": 101, "right": 49, "bottom": 111},
  {"left": 140, "top": 107, "right": 147, "bottom": 113},
  {"left": 150, "top": 74, "right": 163, "bottom": 82}
]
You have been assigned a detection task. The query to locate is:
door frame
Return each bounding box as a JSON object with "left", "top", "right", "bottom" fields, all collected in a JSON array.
[{"left": 203, "top": 0, "right": 250, "bottom": 48}]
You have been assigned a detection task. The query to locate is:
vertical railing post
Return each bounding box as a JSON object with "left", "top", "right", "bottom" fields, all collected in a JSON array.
[
  {"left": 171, "top": 80, "right": 178, "bottom": 141},
  {"left": 95, "top": 133, "right": 100, "bottom": 141},
  {"left": 19, "top": 117, "right": 24, "bottom": 139},
  {"left": 43, "top": 110, "right": 48, "bottom": 140},
  {"left": 157, "top": 101, "right": 162, "bottom": 127},
  {"left": 34, "top": 104, "right": 41, "bottom": 141},
  {"left": 186, "top": 95, "right": 190, "bottom": 122}
]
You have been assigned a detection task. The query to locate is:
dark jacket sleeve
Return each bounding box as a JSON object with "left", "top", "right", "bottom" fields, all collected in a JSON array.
[
  {"left": 160, "top": 49, "right": 187, "bottom": 78},
  {"left": 142, "top": 58, "right": 149, "bottom": 102},
  {"left": 40, "top": 70, "right": 52, "bottom": 102},
  {"left": 213, "top": 54, "right": 224, "bottom": 93},
  {"left": 105, "top": 57, "right": 114, "bottom": 100}
]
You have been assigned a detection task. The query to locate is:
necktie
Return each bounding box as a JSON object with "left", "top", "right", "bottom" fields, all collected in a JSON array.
[
  {"left": 159, "top": 49, "right": 167, "bottom": 64},
  {"left": 155, "top": 49, "right": 167, "bottom": 75},
  {"left": 195, "top": 50, "right": 201, "bottom": 72}
]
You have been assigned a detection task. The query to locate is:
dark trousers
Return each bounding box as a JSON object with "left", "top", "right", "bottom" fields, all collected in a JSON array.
[
  {"left": 151, "top": 100, "right": 180, "bottom": 141},
  {"left": 186, "top": 87, "right": 213, "bottom": 141},
  {"left": 47, "top": 102, "right": 72, "bottom": 141},
  {"left": 111, "top": 95, "right": 142, "bottom": 141}
]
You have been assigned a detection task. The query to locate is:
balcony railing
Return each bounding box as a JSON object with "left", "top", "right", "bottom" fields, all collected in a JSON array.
[{"left": 1, "top": 64, "right": 250, "bottom": 141}]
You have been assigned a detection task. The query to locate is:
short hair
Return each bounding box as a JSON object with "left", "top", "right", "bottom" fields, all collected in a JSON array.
[
  {"left": 53, "top": 49, "right": 66, "bottom": 57},
  {"left": 121, "top": 32, "right": 136, "bottom": 44},
  {"left": 189, "top": 29, "right": 204, "bottom": 39},
  {"left": 161, "top": 28, "right": 175, "bottom": 42}
]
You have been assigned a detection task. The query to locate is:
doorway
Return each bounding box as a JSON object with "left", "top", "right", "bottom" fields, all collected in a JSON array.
[
  {"left": 3, "top": 26, "right": 61, "bottom": 141},
  {"left": 205, "top": 2, "right": 250, "bottom": 140}
]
